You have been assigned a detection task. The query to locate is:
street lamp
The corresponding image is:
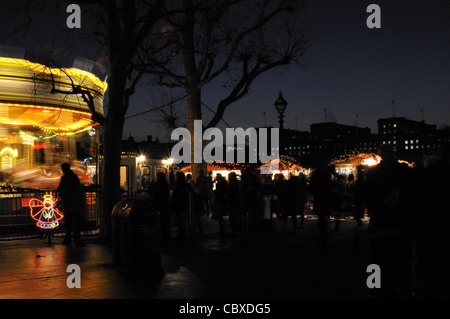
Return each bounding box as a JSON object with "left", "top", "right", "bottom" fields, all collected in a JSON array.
[
  {"left": 274, "top": 90, "right": 288, "bottom": 130},
  {"left": 274, "top": 91, "right": 288, "bottom": 157}
]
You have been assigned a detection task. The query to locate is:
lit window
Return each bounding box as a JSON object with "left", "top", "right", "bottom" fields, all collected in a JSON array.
[
  {"left": 393, "top": 124, "right": 397, "bottom": 128},
  {"left": 405, "top": 141, "right": 408, "bottom": 144},
  {"left": 405, "top": 146, "right": 409, "bottom": 149}
]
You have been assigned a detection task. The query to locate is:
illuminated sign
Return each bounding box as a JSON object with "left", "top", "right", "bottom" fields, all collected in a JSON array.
[
  {"left": 0, "top": 147, "right": 18, "bottom": 169},
  {"left": 29, "top": 194, "right": 64, "bottom": 229}
]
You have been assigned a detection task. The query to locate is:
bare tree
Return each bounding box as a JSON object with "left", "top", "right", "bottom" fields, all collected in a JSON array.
[
  {"left": 144, "top": 0, "right": 312, "bottom": 179},
  {"left": 73, "top": 0, "right": 166, "bottom": 242},
  {"left": 141, "top": 90, "right": 187, "bottom": 141},
  {"left": 1, "top": 0, "right": 311, "bottom": 242}
]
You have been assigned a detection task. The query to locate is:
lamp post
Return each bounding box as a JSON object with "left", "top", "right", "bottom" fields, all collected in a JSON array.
[
  {"left": 274, "top": 91, "right": 288, "bottom": 157},
  {"left": 274, "top": 90, "right": 287, "bottom": 130}
]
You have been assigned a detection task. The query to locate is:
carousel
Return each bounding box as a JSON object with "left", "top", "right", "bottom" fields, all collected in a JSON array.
[{"left": 0, "top": 57, "right": 107, "bottom": 190}]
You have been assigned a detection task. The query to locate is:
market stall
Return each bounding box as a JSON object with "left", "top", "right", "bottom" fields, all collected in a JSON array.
[
  {"left": 332, "top": 153, "right": 381, "bottom": 180},
  {"left": 259, "top": 155, "right": 310, "bottom": 179}
]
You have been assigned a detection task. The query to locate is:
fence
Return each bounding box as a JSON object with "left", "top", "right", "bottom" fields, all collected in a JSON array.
[{"left": 0, "top": 190, "right": 100, "bottom": 240}]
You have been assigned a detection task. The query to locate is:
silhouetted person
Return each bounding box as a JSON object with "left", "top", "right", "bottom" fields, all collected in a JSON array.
[
  {"left": 226, "top": 172, "right": 242, "bottom": 236},
  {"left": 273, "top": 173, "right": 286, "bottom": 219},
  {"left": 297, "top": 173, "right": 308, "bottom": 229},
  {"left": 57, "top": 162, "right": 85, "bottom": 247},
  {"left": 332, "top": 174, "right": 346, "bottom": 232},
  {"left": 309, "top": 164, "right": 333, "bottom": 252},
  {"left": 212, "top": 173, "right": 227, "bottom": 238},
  {"left": 242, "top": 172, "right": 261, "bottom": 235},
  {"left": 285, "top": 175, "right": 304, "bottom": 235},
  {"left": 171, "top": 171, "right": 189, "bottom": 238},
  {"left": 169, "top": 171, "right": 176, "bottom": 191},
  {"left": 260, "top": 175, "right": 275, "bottom": 233},
  {"left": 364, "top": 144, "right": 416, "bottom": 297},
  {"left": 352, "top": 171, "right": 366, "bottom": 226},
  {"left": 351, "top": 171, "right": 366, "bottom": 255},
  {"left": 151, "top": 172, "right": 171, "bottom": 240},
  {"left": 417, "top": 142, "right": 450, "bottom": 298},
  {"left": 193, "top": 170, "right": 209, "bottom": 235},
  {"left": 206, "top": 171, "right": 214, "bottom": 217}
]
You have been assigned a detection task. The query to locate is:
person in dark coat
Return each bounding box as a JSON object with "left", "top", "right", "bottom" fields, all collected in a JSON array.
[
  {"left": 309, "top": 164, "right": 333, "bottom": 252},
  {"left": 212, "top": 173, "right": 227, "bottom": 237},
  {"left": 57, "top": 162, "right": 85, "bottom": 246},
  {"left": 151, "top": 172, "right": 171, "bottom": 240},
  {"left": 364, "top": 144, "right": 416, "bottom": 297},
  {"left": 417, "top": 142, "right": 450, "bottom": 298},
  {"left": 226, "top": 172, "right": 242, "bottom": 236},
  {"left": 171, "top": 171, "right": 189, "bottom": 238}
]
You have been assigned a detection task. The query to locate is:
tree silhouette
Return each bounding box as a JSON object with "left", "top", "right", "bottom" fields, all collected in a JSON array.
[{"left": 143, "top": 0, "right": 311, "bottom": 178}]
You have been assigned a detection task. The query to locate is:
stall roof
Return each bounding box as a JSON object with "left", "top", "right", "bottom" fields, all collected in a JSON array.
[{"left": 259, "top": 155, "right": 305, "bottom": 171}]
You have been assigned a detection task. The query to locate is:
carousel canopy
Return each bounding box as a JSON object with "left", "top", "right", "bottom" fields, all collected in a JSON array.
[{"left": 0, "top": 57, "right": 107, "bottom": 135}]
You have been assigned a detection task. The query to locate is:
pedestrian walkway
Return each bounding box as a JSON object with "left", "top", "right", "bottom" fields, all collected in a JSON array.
[{"left": 0, "top": 215, "right": 371, "bottom": 299}]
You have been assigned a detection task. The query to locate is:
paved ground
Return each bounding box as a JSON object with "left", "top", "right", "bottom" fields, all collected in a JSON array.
[{"left": 0, "top": 214, "right": 372, "bottom": 302}]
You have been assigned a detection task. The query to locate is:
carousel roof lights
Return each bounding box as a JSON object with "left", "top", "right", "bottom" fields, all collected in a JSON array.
[
  {"left": 0, "top": 57, "right": 108, "bottom": 93},
  {"left": 0, "top": 57, "right": 106, "bottom": 135}
]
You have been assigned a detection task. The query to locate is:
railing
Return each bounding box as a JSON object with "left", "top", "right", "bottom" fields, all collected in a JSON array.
[{"left": 0, "top": 189, "right": 100, "bottom": 240}]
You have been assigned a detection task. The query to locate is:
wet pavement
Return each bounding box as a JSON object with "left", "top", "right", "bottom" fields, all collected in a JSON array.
[{"left": 0, "top": 215, "right": 372, "bottom": 301}]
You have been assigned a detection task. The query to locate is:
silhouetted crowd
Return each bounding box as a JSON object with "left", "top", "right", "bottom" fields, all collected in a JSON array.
[{"left": 146, "top": 141, "right": 450, "bottom": 299}]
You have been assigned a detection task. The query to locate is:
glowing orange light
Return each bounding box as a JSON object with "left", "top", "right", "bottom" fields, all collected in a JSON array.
[
  {"left": 0, "top": 57, "right": 106, "bottom": 134},
  {"left": 361, "top": 155, "right": 381, "bottom": 166}
]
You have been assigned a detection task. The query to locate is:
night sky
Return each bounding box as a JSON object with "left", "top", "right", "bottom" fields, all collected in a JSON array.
[
  {"left": 1, "top": 1, "right": 450, "bottom": 142},
  {"left": 127, "top": 0, "right": 450, "bottom": 142}
]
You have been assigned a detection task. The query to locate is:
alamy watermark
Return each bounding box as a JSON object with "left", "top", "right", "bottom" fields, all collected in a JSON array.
[
  {"left": 66, "top": 4, "right": 81, "bottom": 29},
  {"left": 65, "top": 3, "right": 380, "bottom": 30},
  {"left": 366, "top": 264, "right": 381, "bottom": 289},
  {"left": 66, "top": 264, "right": 81, "bottom": 288},
  {"left": 170, "top": 120, "right": 280, "bottom": 174}
]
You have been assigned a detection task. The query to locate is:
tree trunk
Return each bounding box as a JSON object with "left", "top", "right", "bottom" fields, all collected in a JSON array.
[
  {"left": 99, "top": 70, "right": 127, "bottom": 243},
  {"left": 187, "top": 86, "right": 204, "bottom": 180}
]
